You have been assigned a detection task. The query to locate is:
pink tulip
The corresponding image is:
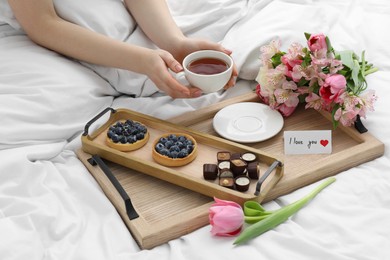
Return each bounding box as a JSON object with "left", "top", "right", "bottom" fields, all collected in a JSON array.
[
  {"left": 307, "top": 33, "right": 327, "bottom": 53},
  {"left": 209, "top": 198, "right": 244, "bottom": 237},
  {"left": 319, "top": 74, "right": 346, "bottom": 104}
]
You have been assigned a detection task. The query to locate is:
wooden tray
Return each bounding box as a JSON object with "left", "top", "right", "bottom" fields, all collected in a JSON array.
[
  {"left": 76, "top": 150, "right": 214, "bottom": 250},
  {"left": 169, "top": 92, "right": 385, "bottom": 201},
  {"left": 77, "top": 91, "right": 384, "bottom": 249},
  {"left": 81, "top": 107, "right": 284, "bottom": 205}
]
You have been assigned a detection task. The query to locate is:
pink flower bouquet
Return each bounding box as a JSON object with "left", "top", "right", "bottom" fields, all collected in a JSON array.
[{"left": 255, "top": 33, "right": 378, "bottom": 129}]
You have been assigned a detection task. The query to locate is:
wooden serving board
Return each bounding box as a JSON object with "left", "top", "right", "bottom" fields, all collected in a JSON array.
[
  {"left": 81, "top": 107, "right": 283, "bottom": 205},
  {"left": 77, "top": 149, "right": 213, "bottom": 250},
  {"left": 169, "top": 92, "right": 385, "bottom": 201},
  {"left": 77, "top": 91, "right": 384, "bottom": 249}
]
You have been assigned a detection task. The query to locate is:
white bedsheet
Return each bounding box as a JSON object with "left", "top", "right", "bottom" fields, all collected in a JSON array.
[{"left": 1, "top": 0, "right": 389, "bottom": 259}]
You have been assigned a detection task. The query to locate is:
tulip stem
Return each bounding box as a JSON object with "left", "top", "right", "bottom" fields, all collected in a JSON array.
[{"left": 234, "top": 177, "right": 336, "bottom": 245}]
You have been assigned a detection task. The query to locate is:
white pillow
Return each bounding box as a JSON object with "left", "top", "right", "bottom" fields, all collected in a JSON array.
[
  {"left": 53, "top": 0, "right": 135, "bottom": 40},
  {"left": 167, "top": 0, "right": 248, "bottom": 42},
  {"left": 0, "top": 0, "right": 22, "bottom": 30},
  {"left": 0, "top": 32, "right": 117, "bottom": 149},
  {"left": 0, "top": 0, "right": 136, "bottom": 40}
]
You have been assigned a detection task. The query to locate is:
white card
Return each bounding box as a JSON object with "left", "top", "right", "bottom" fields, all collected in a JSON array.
[{"left": 284, "top": 130, "right": 332, "bottom": 155}]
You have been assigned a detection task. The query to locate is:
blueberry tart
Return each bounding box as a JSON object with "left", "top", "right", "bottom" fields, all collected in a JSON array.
[
  {"left": 152, "top": 133, "right": 197, "bottom": 167},
  {"left": 106, "top": 119, "right": 149, "bottom": 151}
]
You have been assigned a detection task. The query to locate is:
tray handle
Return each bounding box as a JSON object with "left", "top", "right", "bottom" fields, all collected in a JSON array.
[
  {"left": 88, "top": 155, "right": 139, "bottom": 220},
  {"left": 83, "top": 107, "right": 116, "bottom": 136},
  {"left": 354, "top": 115, "right": 368, "bottom": 133},
  {"left": 254, "top": 160, "right": 282, "bottom": 197}
]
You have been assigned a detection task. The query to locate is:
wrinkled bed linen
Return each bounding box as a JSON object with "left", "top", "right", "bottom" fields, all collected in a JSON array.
[{"left": 1, "top": 0, "right": 390, "bottom": 259}]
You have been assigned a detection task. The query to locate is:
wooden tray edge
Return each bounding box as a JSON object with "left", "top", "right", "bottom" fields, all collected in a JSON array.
[
  {"left": 76, "top": 148, "right": 213, "bottom": 250},
  {"left": 81, "top": 107, "right": 284, "bottom": 204}
]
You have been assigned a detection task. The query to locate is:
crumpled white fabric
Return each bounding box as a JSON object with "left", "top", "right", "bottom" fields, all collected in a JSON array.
[{"left": 1, "top": 0, "right": 390, "bottom": 259}]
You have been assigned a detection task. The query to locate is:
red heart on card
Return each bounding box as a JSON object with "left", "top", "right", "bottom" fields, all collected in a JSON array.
[{"left": 320, "top": 140, "right": 329, "bottom": 147}]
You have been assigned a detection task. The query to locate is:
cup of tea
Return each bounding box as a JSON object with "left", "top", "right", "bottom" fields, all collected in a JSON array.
[{"left": 176, "top": 50, "right": 234, "bottom": 93}]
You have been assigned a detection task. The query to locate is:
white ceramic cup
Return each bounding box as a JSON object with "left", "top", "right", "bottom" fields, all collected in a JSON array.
[{"left": 175, "top": 50, "right": 234, "bottom": 93}]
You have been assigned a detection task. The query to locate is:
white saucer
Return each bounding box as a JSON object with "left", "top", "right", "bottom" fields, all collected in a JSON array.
[{"left": 212, "top": 102, "right": 284, "bottom": 143}]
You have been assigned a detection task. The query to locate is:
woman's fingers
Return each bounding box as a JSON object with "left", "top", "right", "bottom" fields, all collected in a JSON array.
[{"left": 158, "top": 50, "right": 183, "bottom": 73}]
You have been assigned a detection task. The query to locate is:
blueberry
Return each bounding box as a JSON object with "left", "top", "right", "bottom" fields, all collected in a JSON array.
[
  {"left": 115, "top": 127, "right": 123, "bottom": 135},
  {"left": 155, "top": 142, "right": 165, "bottom": 152},
  {"left": 130, "top": 127, "right": 138, "bottom": 135},
  {"left": 107, "top": 130, "right": 115, "bottom": 139},
  {"left": 184, "top": 139, "right": 193, "bottom": 146},
  {"left": 125, "top": 119, "right": 134, "bottom": 126},
  {"left": 111, "top": 134, "right": 120, "bottom": 143},
  {"left": 178, "top": 150, "right": 188, "bottom": 158},
  {"left": 160, "top": 148, "right": 170, "bottom": 156},
  {"left": 165, "top": 140, "right": 173, "bottom": 149},
  {"left": 159, "top": 137, "right": 168, "bottom": 144},
  {"left": 168, "top": 134, "right": 177, "bottom": 142},
  {"left": 169, "top": 145, "right": 180, "bottom": 152},
  {"left": 122, "top": 129, "right": 130, "bottom": 136},
  {"left": 178, "top": 136, "right": 187, "bottom": 142},
  {"left": 130, "top": 136, "right": 138, "bottom": 143},
  {"left": 120, "top": 135, "right": 127, "bottom": 144},
  {"left": 135, "top": 123, "right": 144, "bottom": 130},
  {"left": 170, "top": 151, "right": 179, "bottom": 158},
  {"left": 186, "top": 145, "right": 194, "bottom": 153},
  {"left": 136, "top": 132, "right": 145, "bottom": 140}
]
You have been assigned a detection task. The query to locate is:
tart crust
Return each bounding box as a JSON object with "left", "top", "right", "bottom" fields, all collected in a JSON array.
[
  {"left": 152, "top": 133, "right": 198, "bottom": 167},
  {"left": 105, "top": 120, "right": 149, "bottom": 152}
]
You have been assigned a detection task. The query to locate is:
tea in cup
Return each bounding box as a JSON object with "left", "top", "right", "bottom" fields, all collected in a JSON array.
[{"left": 176, "top": 50, "right": 234, "bottom": 93}]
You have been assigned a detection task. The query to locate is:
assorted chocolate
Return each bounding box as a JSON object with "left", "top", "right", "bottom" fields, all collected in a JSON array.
[
  {"left": 203, "top": 151, "right": 261, "bottom": 192},
  {"left": 247, "top": 161, "right": 260, "bottom": 179},
  {"left": 219, "top": 169, "right": 234, "bottom": 189},
  {"left": 203, "top": 164, "right": 218, "bottom": 180},
  {"left": 230, "top": 159, "right": 247, "bottom": 176},
  {"left": 234, "top": 175, "right": 251, "bottom": 192},
  {"left": 217, "top": 151, "right": 231, "bottom": 163},
  {"left": 241, "top": 152, "right": 257, "bottom": 163}
]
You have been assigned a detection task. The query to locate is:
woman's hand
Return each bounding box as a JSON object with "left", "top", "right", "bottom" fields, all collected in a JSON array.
[
  {"left": 169, "top": 38, "right": 238, "bottom": 90},
  {"left": 124, "top": 1, "right": 237, "bottom": 93},
  {"left": 143, "top": 49, "right": 203, "bottom": 99}
]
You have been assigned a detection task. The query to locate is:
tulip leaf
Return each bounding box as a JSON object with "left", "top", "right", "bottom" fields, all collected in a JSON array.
[
  {"left": 234, "top": 177, "right": 336, "bottom": 245},
  {"left": 338, "top": 50, "right": 355, "bottom": 70}
]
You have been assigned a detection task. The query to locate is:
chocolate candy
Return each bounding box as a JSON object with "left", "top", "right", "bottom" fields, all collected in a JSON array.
[
  {"left": 217, "top": 151, "right": 231, "bottom": 163},
  {"left": 230, "top": 158, "right": 247, "bottom": 177},
  {"left": 219, "top": 169, "right": 234, "bottom": 189},
  {"left": 218, "top": 161, "right": 230, "bottom": 171},
  {"left": 220, "top": 178, "right": 234, "bottom": 189},
  {"left": 235, "top": 176, "right": 250, "bottom": 192},
  {"left": 241, "top": 152, "right": 257, "bottom": 163},
  {"left": 204, "top": 150, "right": 262, "bottom": 192},
  {"left": 230, "top": 153, "right": 242, "bottom": 160},
  {"left": 247, "top": 161, "right": 260, "bottom": 179},
  {"left": 203, "top": 163, "right": 218, "bottom": 180}
]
